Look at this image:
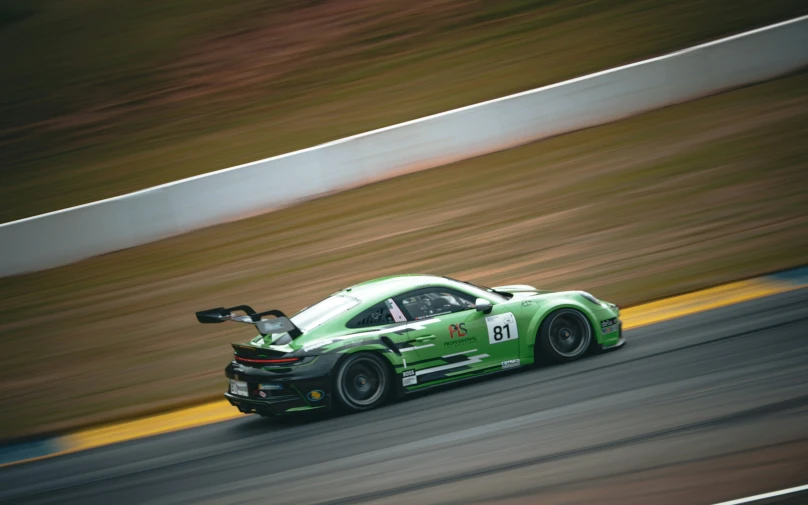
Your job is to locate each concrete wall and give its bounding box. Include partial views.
[2,15,807,277]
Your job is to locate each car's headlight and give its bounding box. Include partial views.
[579,291,601,306]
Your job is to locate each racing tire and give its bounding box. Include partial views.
[536,309,592,364]
[333,352,391,413]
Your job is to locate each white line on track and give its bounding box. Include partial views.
[710,483,808,505]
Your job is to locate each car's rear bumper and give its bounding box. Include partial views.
[224,354,339,415]
[224,392,329,416]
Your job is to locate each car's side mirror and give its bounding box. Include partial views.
[475,298,493,313]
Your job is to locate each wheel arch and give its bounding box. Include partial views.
[336,347,400,384]
[524,299,600,357]
[331,349,397,411]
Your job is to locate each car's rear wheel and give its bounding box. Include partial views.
[537,309,592,363]
[333,352,391,412]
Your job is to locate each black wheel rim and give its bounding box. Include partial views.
[548,311,591,358]
[342,357,386,406]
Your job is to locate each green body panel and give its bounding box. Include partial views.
[240,275,620,391]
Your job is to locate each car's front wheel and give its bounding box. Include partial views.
[537,309,592,363]
[333,352,391,412]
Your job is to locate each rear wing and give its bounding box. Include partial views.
[195,305,302,338]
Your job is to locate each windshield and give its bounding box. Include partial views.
[291,295,360,333]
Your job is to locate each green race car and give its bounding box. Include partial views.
[196,275,623,416]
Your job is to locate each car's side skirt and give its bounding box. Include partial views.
[396,359,532,396]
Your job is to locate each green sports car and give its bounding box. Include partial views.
[196,275,623,416]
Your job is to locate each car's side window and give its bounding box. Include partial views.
[346,299,407,328]
[394,287,476,320]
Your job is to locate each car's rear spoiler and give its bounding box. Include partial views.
[195,305,302,338]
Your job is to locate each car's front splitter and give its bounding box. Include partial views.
[595,318,623,348]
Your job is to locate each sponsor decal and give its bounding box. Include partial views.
[448,323,468,338]
[521,300,534,307]
[258,383,283,391]
[501,359,520,370]
[307,389,325,402]
[258,391,267,398]
[600,318,619,334]
[600,317,617,328]
[443,336,478,347]
[402,369,417,386]
[485,312,519,344]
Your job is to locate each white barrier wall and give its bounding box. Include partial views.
[2,16,807,277]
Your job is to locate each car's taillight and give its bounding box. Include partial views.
[234,355,300,365]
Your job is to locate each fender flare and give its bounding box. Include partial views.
[524,300,600,357]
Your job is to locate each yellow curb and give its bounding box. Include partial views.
[63,400,241,452]
[0,401,240,468]
[621,278,798,330]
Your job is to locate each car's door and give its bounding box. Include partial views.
[392,287,504,387]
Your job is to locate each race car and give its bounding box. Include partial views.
[196,274,623,416]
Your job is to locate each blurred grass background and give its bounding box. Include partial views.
[1,72,807,438]
[1,0,806,221]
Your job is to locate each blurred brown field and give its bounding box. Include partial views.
[1,73,807,439]
[1,0,806,222]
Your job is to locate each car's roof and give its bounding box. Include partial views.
[336,274,458,302]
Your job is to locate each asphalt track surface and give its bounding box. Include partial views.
[1,289,807,505]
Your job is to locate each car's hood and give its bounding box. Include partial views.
[492,284,553,299]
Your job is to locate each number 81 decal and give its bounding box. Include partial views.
[485,312,518,344]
